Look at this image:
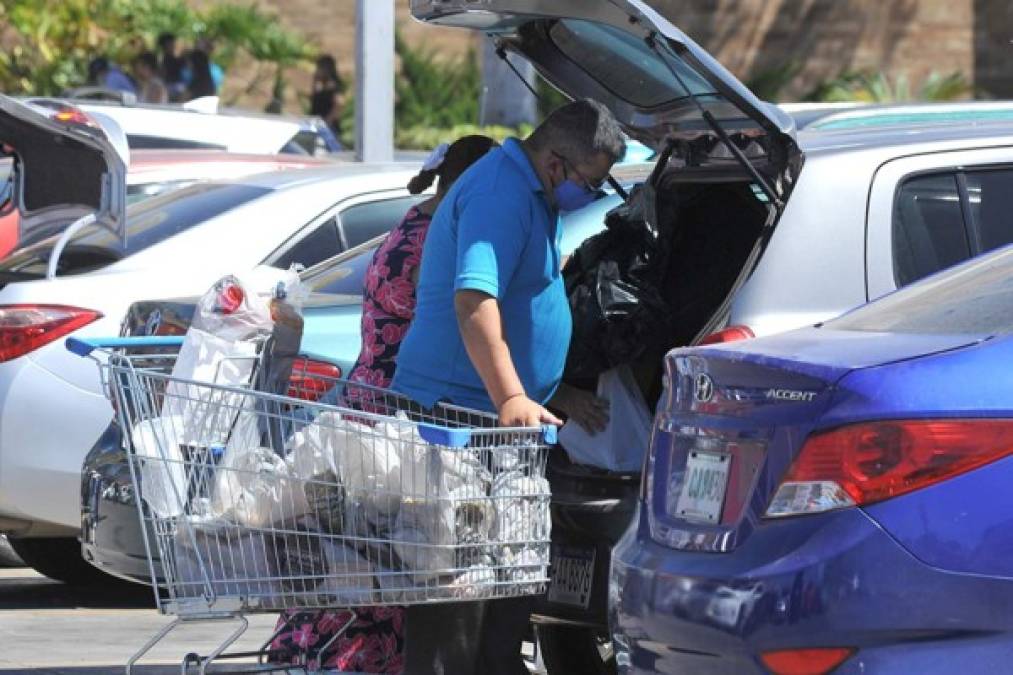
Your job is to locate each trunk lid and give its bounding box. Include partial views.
[648,327,982,552]
[411,0,799,192]
[0,95,128,251]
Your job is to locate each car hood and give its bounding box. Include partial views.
[0,95,127,250]
[411,0,798,179]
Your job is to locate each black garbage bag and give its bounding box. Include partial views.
[563,184,674,383]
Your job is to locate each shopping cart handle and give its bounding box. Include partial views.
[416,422,559,447]
[65,335,186,356]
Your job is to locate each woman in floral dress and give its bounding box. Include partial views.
[269,135,498,674]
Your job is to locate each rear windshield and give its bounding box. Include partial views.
[828,246,1013,335]
[0,182,269,275]
[300,238,378,296]
[549,19,717,108]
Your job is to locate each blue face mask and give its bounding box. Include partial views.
[553,179,602,213]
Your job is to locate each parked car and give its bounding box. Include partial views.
[612,243,1013,674]
[798,99,1013,132]
[0,154,429,583]
[1,149,333,258]
[26,94,342,155]
[408,1,1013,672]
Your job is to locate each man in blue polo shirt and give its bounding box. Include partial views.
[393,100,625,674]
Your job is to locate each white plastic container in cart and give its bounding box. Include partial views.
[68,335,556,674]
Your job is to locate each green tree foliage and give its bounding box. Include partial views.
[394,31,480,129]
[0,0,312,99]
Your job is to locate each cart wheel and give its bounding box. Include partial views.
[181,651,202,673]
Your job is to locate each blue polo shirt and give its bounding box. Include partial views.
[391,138,572,412]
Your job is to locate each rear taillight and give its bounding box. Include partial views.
[766,419,1013,517]
[760,647,855,675]
[287,358,342,402]
[699,324,754,346]
[0,305,102,362]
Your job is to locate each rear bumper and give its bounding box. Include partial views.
[80,422,160,586]
[0,356,109,534]
[611,504,1013,674]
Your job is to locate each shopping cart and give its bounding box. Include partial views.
[67,335,556,674]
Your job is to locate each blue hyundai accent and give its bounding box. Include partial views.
[611,245,1013,674]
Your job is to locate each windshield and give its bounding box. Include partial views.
[0,182,270,276]
[828,246,1013,335]
[301,238,378,296]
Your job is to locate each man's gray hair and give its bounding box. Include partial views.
[527,99,626,165]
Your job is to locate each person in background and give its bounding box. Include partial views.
[184,49,217,100]
[310,54,346,134]
[133,52,168,104]
[87,57,136,96]
[391,99,625,675]
[267,135,499,675]
[195,37,225,91]
[156,32,185,100]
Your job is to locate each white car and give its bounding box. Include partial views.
[0,97,422,581]
[29,94,341,156]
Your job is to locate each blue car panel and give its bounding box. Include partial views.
[613,246,1013,674]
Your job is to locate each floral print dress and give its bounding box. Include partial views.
[270,206,431,674]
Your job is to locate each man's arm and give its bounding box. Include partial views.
[455,289,561,427]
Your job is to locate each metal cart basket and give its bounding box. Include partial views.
[68,336,555,674]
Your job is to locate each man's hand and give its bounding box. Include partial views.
[498,394,562,428]
[549,382,609,434]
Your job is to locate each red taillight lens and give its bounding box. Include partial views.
[0,305,102,362]
[287,358,342,401]
[53,109,97,127]
[699,325,754,345]
[766,419,1013,517]
[760,647,855,675]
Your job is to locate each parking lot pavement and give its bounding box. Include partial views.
[0,568,545,674]
[0,568,278,674]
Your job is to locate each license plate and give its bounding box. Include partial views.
[547,545,595,608]
[674,451,731,523]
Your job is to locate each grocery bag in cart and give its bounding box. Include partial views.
[68,328,556,674]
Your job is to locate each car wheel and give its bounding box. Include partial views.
[0,535,24,567]
[8,537,119,586]
[537,624,617,675]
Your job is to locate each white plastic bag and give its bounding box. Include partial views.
[131,416,186,518]
[173,523,284,606]
[210,447,309,528]
[558,365,653,472]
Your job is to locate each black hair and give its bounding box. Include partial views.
[526,98,626,165]
[315,54,345,94]
[186,50,216,98]
[134,51,159,73]
[157,32,176,50]
[407,135,498,195]
[87,57,110,84]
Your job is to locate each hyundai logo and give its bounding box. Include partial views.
[694,373,715,403]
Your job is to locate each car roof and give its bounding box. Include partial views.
[226,162,422,190]
[128,149,334,170]
[798,119,1013,158]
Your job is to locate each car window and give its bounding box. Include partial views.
[301,238,379,296]
[830,245,1013,335]
[0,183,270,275]
[549,19,716,109]
[892,172,969,287]
[338,196,424,249]
[126,135,225,151]
[126,179,195,204]
[965,169,1013,253]
[273,216,342,270]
